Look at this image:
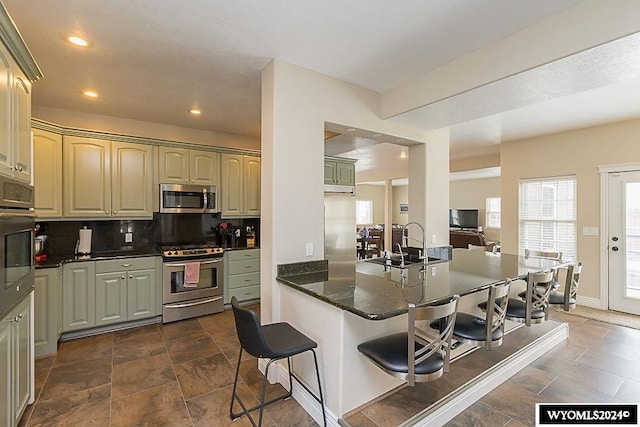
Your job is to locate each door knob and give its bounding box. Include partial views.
[612,246,619,251]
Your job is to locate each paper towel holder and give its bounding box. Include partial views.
[76,226,93,256]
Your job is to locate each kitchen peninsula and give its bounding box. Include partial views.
[275,249,569,423]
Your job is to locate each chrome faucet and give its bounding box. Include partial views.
[402,222,427,265]
[396,243,405,268]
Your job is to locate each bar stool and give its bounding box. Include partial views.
[230,297,326,426]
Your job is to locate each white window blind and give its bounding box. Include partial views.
[356,200,373,226]
[519,176,577,261]
[486,197,501,229]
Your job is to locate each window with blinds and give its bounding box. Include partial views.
[356,200,373,225]
[519,176,577,261]
[486,197,501,229]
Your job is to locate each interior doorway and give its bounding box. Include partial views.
[607,170,640,315]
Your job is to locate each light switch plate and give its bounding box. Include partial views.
[583,227,599,236]
[305,243,313,256]
[125,232,133,243]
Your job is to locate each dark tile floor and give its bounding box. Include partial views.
[19,304,317,427]
[344,309,640,427]
[19,306,640,427]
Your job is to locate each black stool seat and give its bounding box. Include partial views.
[357,333,444,376]
[261,322,317,358]
[451,313,504,342]
[548,290,576,306]
[503,299,545,320]
[230,297,326,426]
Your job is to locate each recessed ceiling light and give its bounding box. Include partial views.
[190,109,202,115]
[68,36,90,47]
[372,133,382,138]
[345,127,356,132]
[83,90,98,98]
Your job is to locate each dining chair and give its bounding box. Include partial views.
[357,295,459,386]
[468,244,487,251]
[524,248,563,261]
[230,297,326,427]
[504,270,555,326]
[549,261,582,311]
[455,280,511,350]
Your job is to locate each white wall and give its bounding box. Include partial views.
[501,117,640,303]
[33,105,260,151]
[392,185,408,224]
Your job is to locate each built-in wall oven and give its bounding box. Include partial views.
[0,175,35,318]
[161,245,224,323]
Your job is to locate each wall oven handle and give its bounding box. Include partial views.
[164,259,222,268]
[164,297,222,309]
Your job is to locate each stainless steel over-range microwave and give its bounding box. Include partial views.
[160,183,217,213]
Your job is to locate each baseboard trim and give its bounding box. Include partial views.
[398,322,569,427]
[576,295,604,309]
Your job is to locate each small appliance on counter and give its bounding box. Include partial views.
[34,223,48,261]
[75,226,92,256]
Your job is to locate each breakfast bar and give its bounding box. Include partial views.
[275,249,569,423]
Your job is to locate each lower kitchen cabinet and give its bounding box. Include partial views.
[1,293,33,427]
[224,249,260,304]
[34,268,62,357]
[63,257,160,333]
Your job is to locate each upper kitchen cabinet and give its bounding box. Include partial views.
[158,146,220,186]
[324,157,356,186]
[220,153,260,218]
[33,129,62,218]
[64,136,153,218]
[0,12,42,184]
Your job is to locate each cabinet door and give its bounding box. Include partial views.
[34,269,59,357]
[220,153,243,217]
[95,271,127,326]
[335,161,355,185]
[12,296,30,425]
[127,268,156,320]
[0,314,10,427]
[62,262,96,332]
[111,141,153,218]
[244,156,260,216]
[12,75,31,183]
[33,129,63,218]
[0,47,11,178]
[190,150,219,186]
[158,146,189,183]
[324,160,337,184]
[63,137,111,217]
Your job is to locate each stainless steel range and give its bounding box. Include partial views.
[161,244,224,323]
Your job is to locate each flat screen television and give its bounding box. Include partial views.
[449,209,479,229]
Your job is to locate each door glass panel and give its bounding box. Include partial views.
[163,191,204,209]
[625,182,640,299]
[5,229,32,287]
[170,267,218,293]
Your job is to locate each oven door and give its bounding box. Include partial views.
[0,210,35,316]
[162,257,223,304]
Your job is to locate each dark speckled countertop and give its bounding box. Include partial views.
[276,249,568,320]
[35,248,161,268]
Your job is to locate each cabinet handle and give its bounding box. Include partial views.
[122,264,131,267]
[17,314,22,319]
[129,275,133,279]
[113,211,117,214]
[122,276,125,279]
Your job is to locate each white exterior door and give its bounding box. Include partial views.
[608,171,640,315]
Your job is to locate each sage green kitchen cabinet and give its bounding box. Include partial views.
[224,249,260,304]
[324,157,355,186]
[62,262,96,332]
[158,146,220,186]
[220,153,260,217]
[94,272,127,327]
[34,268,62,357]
[63,136,153,218]
[33,129,63,218]
[1,293,32,427]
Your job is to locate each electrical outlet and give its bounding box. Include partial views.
[125,232,133,243]
[305,243,313,256]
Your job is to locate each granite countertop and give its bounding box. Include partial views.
[276,249,567,320]
[35,248,161,268]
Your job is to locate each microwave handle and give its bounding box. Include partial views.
[203,191,208,209]
[164,259,222,268]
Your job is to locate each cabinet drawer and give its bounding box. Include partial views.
[226,249,260,262]
[228,271,260,289]
[96,257,157,273]
[228,259,260,275]
[228,285,260,302]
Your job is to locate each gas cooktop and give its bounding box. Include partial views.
[160,244,225,258]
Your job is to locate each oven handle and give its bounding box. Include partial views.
[164,296,222,309]
[163,259,222,268]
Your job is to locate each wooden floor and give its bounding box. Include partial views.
[343,309,640,427]
[21,307,640,427]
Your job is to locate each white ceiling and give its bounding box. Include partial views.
[4,0,583,142]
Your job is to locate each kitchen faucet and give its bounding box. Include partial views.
[402,222,427,265]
